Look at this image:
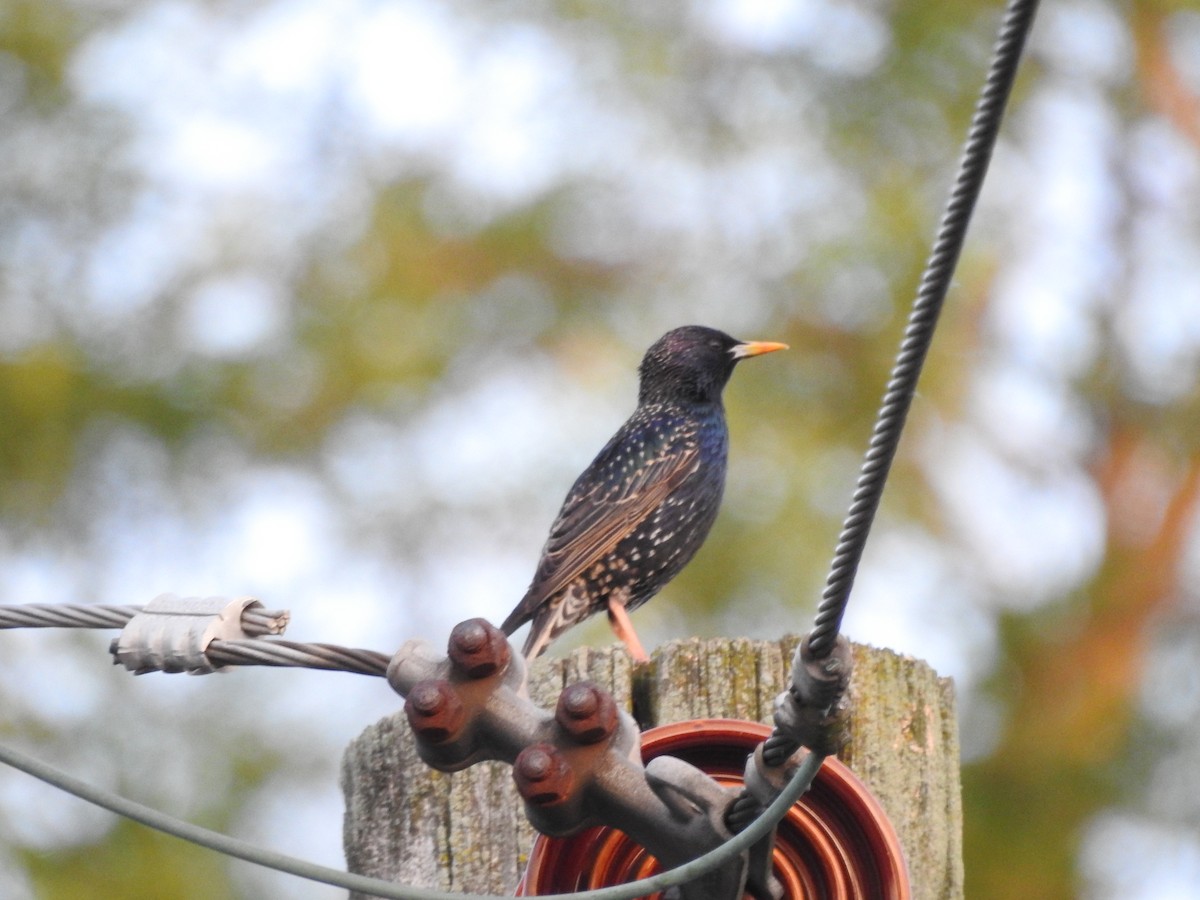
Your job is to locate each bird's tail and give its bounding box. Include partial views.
[499,608,524,637]
[504,586,587,660]
[520,624,553,661]
[501,609,552,661]
[501,589,549,660]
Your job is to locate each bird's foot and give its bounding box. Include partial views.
[607,599,650,664]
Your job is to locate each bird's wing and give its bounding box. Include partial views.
[502,419,699,632]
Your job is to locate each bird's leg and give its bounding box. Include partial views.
[607,598,650,664]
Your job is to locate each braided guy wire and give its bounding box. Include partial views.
[205,639,390,676]
[729,0,1041,830]
[0,603,386,676]
[0,603,289,638]
[806,0,1040,659]
[0,604,143,629]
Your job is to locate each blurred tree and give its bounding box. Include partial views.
[0,0,1198,898]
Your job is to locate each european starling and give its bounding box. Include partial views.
[500,325,787,662]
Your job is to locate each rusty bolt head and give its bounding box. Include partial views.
[447,618,511,679]
[405,679,465,743]
[513,743,574,805]
[555,681,618,745]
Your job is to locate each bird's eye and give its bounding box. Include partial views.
[709,341,721,350]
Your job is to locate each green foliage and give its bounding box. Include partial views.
[1,0,1198,897]
[21,819,234,900]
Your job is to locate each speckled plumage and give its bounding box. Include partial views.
[500,326,787,661]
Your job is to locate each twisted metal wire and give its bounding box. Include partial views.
[806,0,1039,660]
[1,603,384,676]
[729,0,1040,833]
[0,604,143,629]
[205,639,390,677]
[0,735,821,900]
[238,608,291,636]
[0,603,289,638]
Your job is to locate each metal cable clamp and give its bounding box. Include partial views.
[110,594,287,675]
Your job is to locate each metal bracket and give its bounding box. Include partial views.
[731,632,853,896]
[764,632,854,763]
[389,618,754,900]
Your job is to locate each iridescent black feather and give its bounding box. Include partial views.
[501,326,785,659]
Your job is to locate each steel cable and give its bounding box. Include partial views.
[0,738,822,900]
[0,603,143,629]
[807,0,1039,659]
[0,603,289,638]
[205,639,390,676]
[729,0,1041,828]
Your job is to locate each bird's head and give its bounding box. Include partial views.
[637,325,788,405]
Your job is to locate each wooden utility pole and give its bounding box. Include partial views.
[342,636,963,899]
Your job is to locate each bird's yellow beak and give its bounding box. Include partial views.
[731,340,789,359]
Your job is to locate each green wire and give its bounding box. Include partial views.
[0,739,822,900]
